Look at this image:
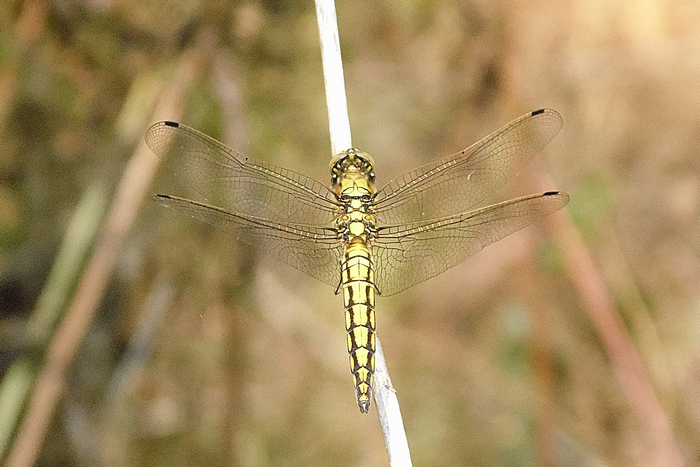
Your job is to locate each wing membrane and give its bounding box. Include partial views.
[373,191,569,296]
[146,121,339,226]
[153,195,343,288]
[147,116,567,295]
[373,109,563,225]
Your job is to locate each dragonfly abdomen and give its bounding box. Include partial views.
[341,241,377,413]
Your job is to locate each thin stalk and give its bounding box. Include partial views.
[314,1,412,465]
[0,183,107,463]
[314,0,352,155]
[5,40,211,467]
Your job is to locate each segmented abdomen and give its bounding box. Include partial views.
[341,241,377,413]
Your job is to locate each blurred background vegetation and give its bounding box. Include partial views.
[1,0,699,465]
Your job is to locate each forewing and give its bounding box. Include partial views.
[373,191,569,296]
[146,121,339,226]
[153,195,343,288]
[373,109,563,224]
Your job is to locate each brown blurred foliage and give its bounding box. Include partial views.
[1,0,699,465]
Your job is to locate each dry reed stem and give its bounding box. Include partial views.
[5,39,212,467]
[539,173,683,466]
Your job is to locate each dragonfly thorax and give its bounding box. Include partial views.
[330,148,376,195]
[334,202,376,242]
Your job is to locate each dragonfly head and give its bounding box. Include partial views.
[330,148,376,193]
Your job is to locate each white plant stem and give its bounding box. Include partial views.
[314,0,352,155]
[314,1,412,465]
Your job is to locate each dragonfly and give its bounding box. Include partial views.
[145,108,569,414]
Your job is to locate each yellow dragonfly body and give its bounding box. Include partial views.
[145,108,569,413]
